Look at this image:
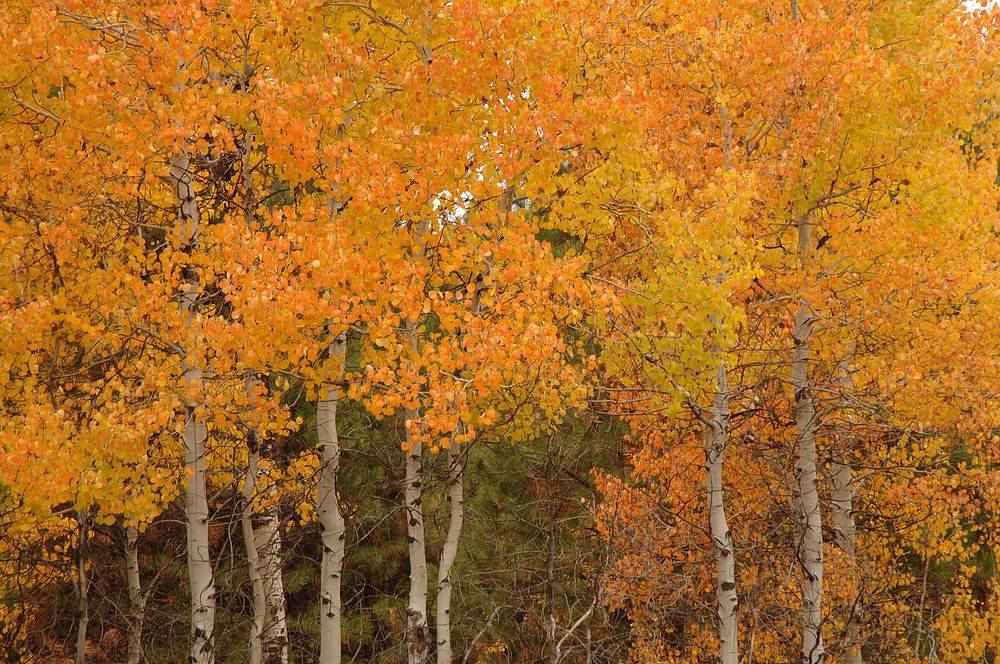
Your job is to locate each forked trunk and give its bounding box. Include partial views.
[435,267,486,664]
[243,377,289,664]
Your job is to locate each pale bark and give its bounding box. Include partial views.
[318,334,347,664]
[243,379,289,664]
[435,266,487,664]
[404,220,431,664]
[793,213,824,664]
[256,506,288,664]
[172,153,216,664]
[237,113,289,664]
[183,391,214,664]
[704,359,738,664]
[75,510,89,664]
[831,358,862,664]
[705,97,739,664]
[553,598,597,664]
[125,525,146,664]
[244,451,290,664]
[460,606,501,664]
[242,447,266,664]
[238,149,264,664]
[435,429,465,664]
[405,423,430,664]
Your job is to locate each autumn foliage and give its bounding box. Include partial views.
[1,1,998,663]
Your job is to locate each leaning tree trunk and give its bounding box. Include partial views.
[318,334,347,664]
[831,358,862,664]
[435,424,466,664]
[75,510,89,664]
[435,265,488,664]
[125,525,146,664]
[171,153,216,664]
[793,213,824,664]
[704,358,738,664]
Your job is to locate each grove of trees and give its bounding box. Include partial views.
[0,1,997,662]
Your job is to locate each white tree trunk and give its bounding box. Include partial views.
[704,99,739,664]
[318,335,347,664]
[435,429,465,664]
[235,112,289,664]
[793,213,824,664]
[244,456,290,664]
[405,219,431,664]
[125,525,146,664]
[243,447,266,664]
[405,423,430,664]
[75,510,89,664]
[183,382,214,664]
[435,267,487,664]
[831,359,862,664]
[704,359,738,664]
[242,377,290,664]
[171,153,216,664]
[256,506,288,664]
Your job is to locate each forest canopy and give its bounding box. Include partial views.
[0,1,998,663]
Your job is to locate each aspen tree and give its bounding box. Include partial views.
[317,334,348,664]
[125,526,146,664]
[170,149,216,664]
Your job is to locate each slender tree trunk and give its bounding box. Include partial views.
[171,153,216,664]
[243,376,290,664]
[704,97,739,664]
[183,393,214,664]
[240,126,264,664]
[405,422,430,664]
[544,437,559,664]
[831,358,862,664]
[793,213,824,664]
[235,114,289,664]
[435,267,486,664]
[243,446,266,664]
[545,469,558,664]
[125,525,146,664]
[704,358,738,664]
[75,510,89,664]
[256,505,288,664]
[318,334,347,664]
[404,219,431,664]
[435,430,465,664]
